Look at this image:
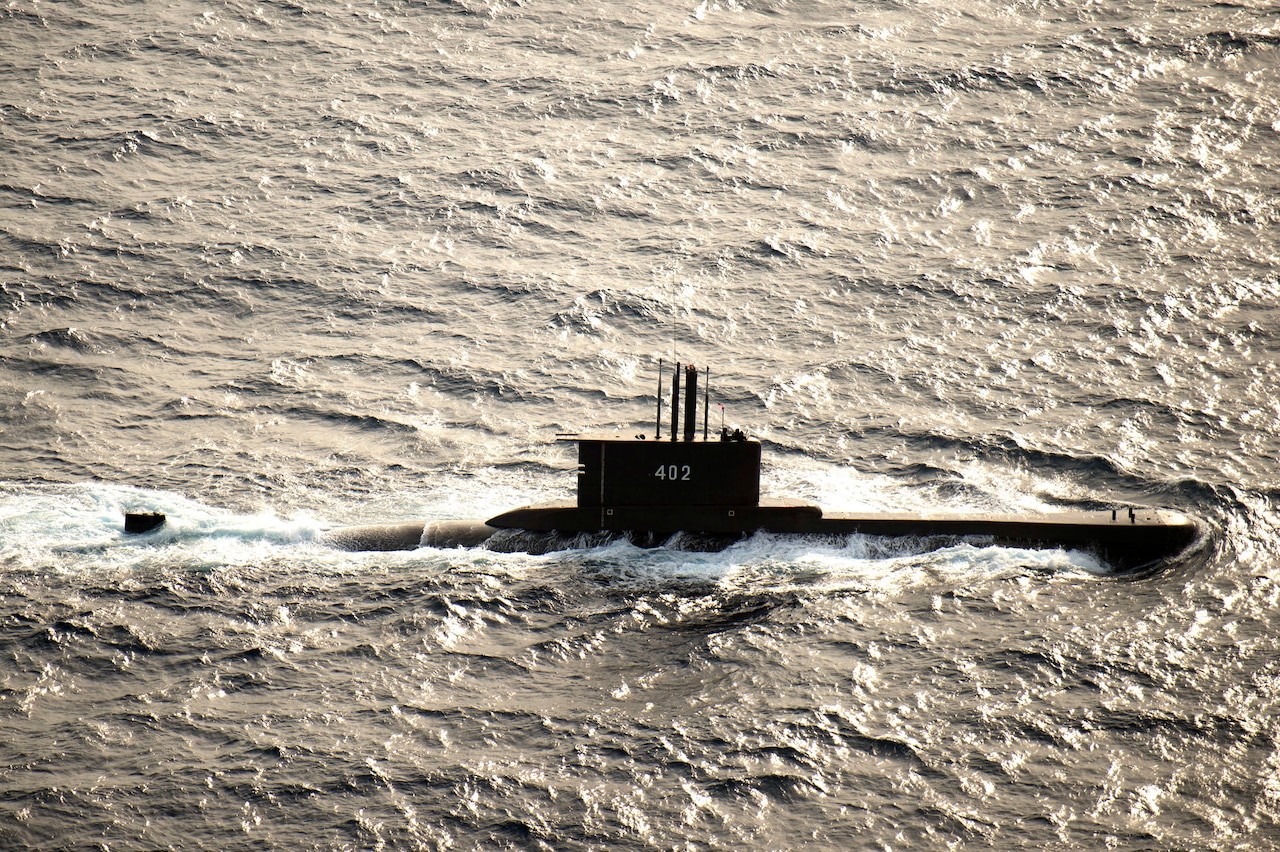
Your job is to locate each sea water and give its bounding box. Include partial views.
[2,0,1280,848]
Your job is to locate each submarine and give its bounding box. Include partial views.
[124,363,1198,569]
[315,363,1198,571]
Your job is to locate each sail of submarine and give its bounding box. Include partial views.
[318,363,1199,571]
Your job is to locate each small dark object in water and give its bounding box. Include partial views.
[124,512,166,534]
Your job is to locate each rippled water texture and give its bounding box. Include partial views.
[2,0,1280,848]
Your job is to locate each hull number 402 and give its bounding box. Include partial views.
[655,464,691,481]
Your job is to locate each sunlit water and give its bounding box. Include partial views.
[3,0,1280,848]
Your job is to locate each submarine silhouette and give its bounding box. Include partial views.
[314,363,1199,571]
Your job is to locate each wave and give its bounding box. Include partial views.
[0,478,1177,587]
[0,483,326,574]
[1188,29,1280,58]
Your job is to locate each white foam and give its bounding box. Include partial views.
[0,482,324,573]
[0,479,1108,587]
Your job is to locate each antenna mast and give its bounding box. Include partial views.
[670,362,681,442]
[654,359,663,439]
[683,364,698,442]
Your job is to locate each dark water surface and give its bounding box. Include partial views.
[3,0,1280,848]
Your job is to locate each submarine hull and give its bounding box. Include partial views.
[327,501,1198,571]
[324,519,499,552]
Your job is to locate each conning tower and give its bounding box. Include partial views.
[487,362,821,536]
[578,363,759,509]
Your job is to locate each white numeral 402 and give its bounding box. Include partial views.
[654,464,691,481]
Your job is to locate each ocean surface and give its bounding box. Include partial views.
[3,0,1280,848]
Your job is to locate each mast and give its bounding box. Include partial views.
[670,362,681,442]
[655,359,663,439]
[703,365,709,441]
[683,364,698,442]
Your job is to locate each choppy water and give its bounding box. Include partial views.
[3,0,1280,848]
